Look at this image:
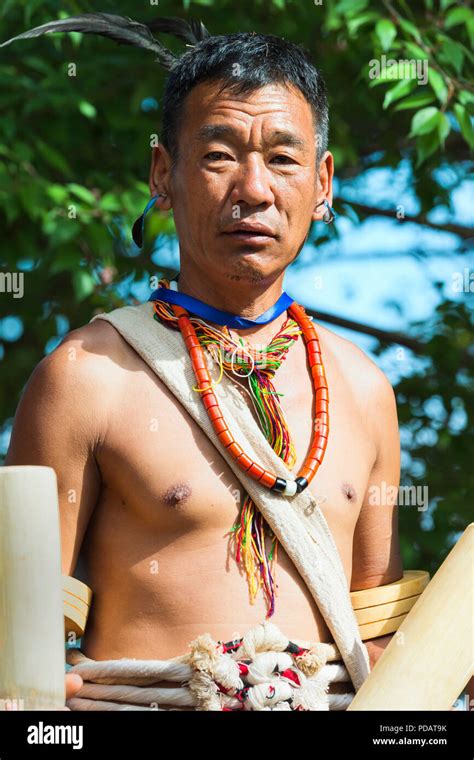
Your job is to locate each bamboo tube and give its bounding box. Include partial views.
[354,594,420,625]
[62,575,92,607]
[64,602,87,640]
[0,466,65,710]
[351,570,429,609]
[63,590,89,618]
[348,523,474,711]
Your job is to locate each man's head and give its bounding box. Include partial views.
[151,31,333,293]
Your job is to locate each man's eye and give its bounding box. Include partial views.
[271,155,296,164]
[204,151,229,160]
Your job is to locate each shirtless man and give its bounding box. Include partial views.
[5,34,403,702]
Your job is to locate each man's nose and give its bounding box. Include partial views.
[230,154,275,209]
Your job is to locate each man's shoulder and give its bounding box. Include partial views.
[59,314,128,355]
[44,316,125,372]
[29,315,134,407]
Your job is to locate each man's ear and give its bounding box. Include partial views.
[311,150,334,223]
[149,143,173,210]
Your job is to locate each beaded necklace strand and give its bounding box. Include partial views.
[150,278,329,617]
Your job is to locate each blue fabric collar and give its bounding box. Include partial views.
[148,279,295,329]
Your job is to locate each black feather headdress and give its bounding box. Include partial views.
[0,12,211,70]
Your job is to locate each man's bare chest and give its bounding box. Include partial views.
[94,330,376,545]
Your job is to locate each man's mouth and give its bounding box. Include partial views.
[221,223,277,245]
[225,231,273,237]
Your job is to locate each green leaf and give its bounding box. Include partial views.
[272,0,286,8]
[437,37,465,74]
[67,184,96,206]
[428,68,448,104]
[409,107,440,136]
[398,17,422,43]
[46,185,69,205]
[133,181,150,196]
[14,142,34,163]
[440,0,456,9]
[0,0,17,17]
[84,223,114,255]
[24,0,45,26]
[335,0,369,16]
[325,7,343,31]
[42,215,78,243]
[22,56,53,76]
[444,7,472,29]
[383,78,417,109]
[347,12,379,35]
[466,18,474,48]
[49,247,82,275]
[78,101,97,119]
[453,104,474,149]
[416,130,440,166]
[459,90,474,106]
[36,140,73,176]
[394,93,436,111]
[73,270,96,302]
[437,112,451,147]
[376,19,397,52]
[404,41,429,60]
[69,31,83,48]
[412,109,450,151]
[100,193,122,213]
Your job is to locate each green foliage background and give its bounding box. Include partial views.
[0,0,472,575]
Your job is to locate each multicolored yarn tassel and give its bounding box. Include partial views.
[151,278,302,618]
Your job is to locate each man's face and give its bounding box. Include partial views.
[151,80,333,287]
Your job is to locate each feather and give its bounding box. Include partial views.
[145,16,211,46]
[0,12,177,70]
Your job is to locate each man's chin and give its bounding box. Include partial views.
[212,253,279,287]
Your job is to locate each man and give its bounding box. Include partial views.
[5,27,403,709]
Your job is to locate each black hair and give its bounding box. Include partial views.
[160,32,329,170]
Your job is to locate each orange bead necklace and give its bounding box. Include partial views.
[168,298,329,498]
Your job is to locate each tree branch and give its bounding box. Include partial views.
[305,305,424,352]
[339,200,473,239]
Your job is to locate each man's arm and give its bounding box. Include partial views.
[351,369,403,591]
[351,368,404,669]
[4,326,107,575]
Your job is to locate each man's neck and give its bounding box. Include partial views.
[176,270,290,348]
